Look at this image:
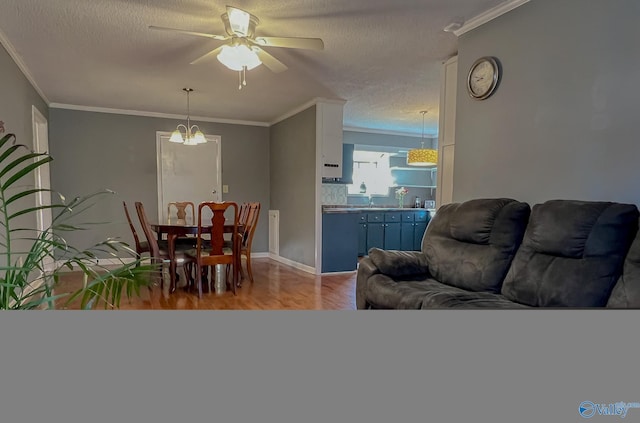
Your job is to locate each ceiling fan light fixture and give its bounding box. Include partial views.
[217,44,262,71]
[226,6,251,36]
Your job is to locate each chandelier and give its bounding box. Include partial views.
[169,88,207,145]
[407,111,438,166]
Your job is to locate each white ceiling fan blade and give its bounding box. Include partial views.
[148,25,227,41]
[253,36,324,51]
[254,48,288,73]
[190,46,225,65]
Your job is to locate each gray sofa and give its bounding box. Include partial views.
[356,198,640,309]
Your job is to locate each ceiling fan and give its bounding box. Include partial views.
[149,5,324,87]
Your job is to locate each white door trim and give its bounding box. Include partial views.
[32,106,54,273]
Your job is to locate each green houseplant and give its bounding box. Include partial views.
[0,125,157,309]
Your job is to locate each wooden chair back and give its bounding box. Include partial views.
[123,201,148,256]
[168,201,195,224]
[192,201,241,296]
[135,201,162,262]
[242,202,261,250]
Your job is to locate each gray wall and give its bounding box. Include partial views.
[270,106,317,267]
[49,108,270,255]
[454,0,640,206]
[0,43,49,264]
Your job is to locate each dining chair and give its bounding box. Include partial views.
[135,201,192,290]
[123,201,150,263]
[185,201,241,298]
[239,202,261,283]
[168,201,195,225]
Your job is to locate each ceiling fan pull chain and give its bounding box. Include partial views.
[243,66,247,87]
[238,71,242,90]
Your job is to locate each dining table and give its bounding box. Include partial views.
[150,221,245,293]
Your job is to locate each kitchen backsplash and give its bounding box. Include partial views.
[322,184,348,205]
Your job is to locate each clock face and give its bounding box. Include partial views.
[467,57,499,100]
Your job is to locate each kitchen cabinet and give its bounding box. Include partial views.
[322,212,358,272]
[357,213,368,256]
[383,212,402,250]
[413,210,430,250]
[365,212,385,251]
[400,211,430,251]
[318,101,345,179]
[356,209,431,256]
[322,143,354,184]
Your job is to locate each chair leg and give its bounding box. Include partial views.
[196,263,203,299]
[245,252,254,283]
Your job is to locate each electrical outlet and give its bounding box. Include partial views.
[223,185,229,193]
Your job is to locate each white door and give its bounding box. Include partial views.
[32,106,54,272]
[156,131,222,224]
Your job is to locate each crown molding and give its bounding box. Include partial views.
[344,126,438,139]
[452,0,530,36]
[271,97,346,126]
[0,29,50,104]
[49,103,270,127]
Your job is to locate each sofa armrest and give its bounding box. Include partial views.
[356,256,380,309]
[356,249,430,310]
[368,248,430,278]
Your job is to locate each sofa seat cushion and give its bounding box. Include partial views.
[366,274,466,309]
[502,200,639,307]
[421,290,530,309]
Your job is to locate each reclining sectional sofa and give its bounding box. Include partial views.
[356,198,640,309]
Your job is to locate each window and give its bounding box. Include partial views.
[347,151,394,195]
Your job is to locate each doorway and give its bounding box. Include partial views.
[32,106,53,272]
[155,131,222,223]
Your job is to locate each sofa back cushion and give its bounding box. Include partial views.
[421,198,531,293]
[502,200,639,307]
[607,223,640,308]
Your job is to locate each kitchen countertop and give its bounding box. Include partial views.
[323,205,436,214]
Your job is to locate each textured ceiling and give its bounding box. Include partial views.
[0,0,506,136]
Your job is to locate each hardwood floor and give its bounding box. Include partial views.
[54,258,357,310]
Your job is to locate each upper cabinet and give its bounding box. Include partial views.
[323,143,354,184]
[317,101,345,178]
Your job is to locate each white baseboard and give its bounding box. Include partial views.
[268,253,316,274]
[54,257,139,272]
[320,270,356,276]
[249,252,270,258]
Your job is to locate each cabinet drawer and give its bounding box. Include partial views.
[415,211,430,222]
[384,212,402,222]
[367,212,384,222]
[402,212,415,222]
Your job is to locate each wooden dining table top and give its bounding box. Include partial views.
[150,222,244,234]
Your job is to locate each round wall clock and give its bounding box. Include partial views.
[467,56,500,100]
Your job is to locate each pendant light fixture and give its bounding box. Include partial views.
[169,88,207,145]
[407,110,438,166]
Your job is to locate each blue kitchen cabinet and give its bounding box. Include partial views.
[400,212,416,250]
[358,213,368,256]
[413,211,431,250]
[383,212,402,250]
[322,212,359,272]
